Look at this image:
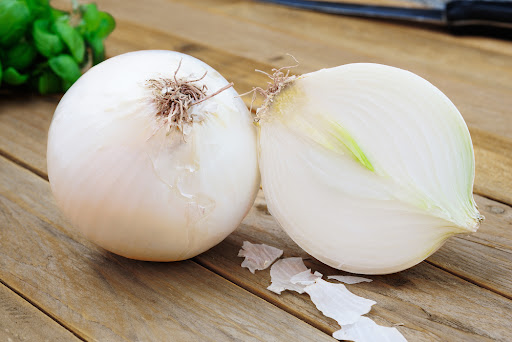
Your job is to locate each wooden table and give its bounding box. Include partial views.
[1,0,512,341]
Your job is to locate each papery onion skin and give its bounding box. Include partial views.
[47,50,260,261]
[258,63,482,275]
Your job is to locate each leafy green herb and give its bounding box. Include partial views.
[0,0,115,94]
[0,0,31,47]
[38,69,62,94]
[3,67,29,85]
[49,55,81,83]
[24,0,51,20]
[88,36,106,66]
[33,19,65,57]
[4,42,37,70]
[52,21,85,63]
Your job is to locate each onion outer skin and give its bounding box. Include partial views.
[47,50,260,261]
[258,63,482,275]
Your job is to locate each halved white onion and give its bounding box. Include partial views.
[258,63,482,274]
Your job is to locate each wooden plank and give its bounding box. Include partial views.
[0,94,57,179]
[0,12,511,305]
[0,18,511,206]
[0,157,335,341]
[0,282,80,342]
[465,195,512,253]
[471,128,512,205]
[2,158,511,341]
[195,191,512,342]
[425,193,512,300]
[427,236,512,300]
[1,5,511,341]
[35,0,512,205]
[77,0,512,140]
[209,0,512,139]
[179,0,512,56]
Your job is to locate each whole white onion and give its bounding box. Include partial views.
[47,50,260,261]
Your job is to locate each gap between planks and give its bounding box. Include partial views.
[1,128,510,261]
[424,259,512,301]
[2,143,512,336]
[5,113,509,229]
[1,129,512,297]
[193,257,333,335]
[0,278,86,341]
[0,148,48,181]
[191,258,335,336]
[0,152,335,341]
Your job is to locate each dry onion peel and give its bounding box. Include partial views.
[47,51,260,261]
[238,241,283,273]
[304,278,376,326]
[243,244,407,341]
[267,257,311,294]
[255,62,483,274]
[333,316,408,342]
[290,269,323,286]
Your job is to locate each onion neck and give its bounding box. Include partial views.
[247,59,299,123]
[146,61,232,133]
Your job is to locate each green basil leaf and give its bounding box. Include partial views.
[23,0,50,19]
[52,21,85,63]
[94,11,115,40]
[50,8,68,21]
[0,0,31,46]
[79,45,90,68]
[38,69,61,94]
[33,19,64,57]
[48,54,81,83]
[88,37,105,66]
[4,41,37,70]
[79,3,100,36]
[61,79,74,92]
[3,67,29,85]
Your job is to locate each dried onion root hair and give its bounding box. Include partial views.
[242,55,299,122]
[146,59,233,132]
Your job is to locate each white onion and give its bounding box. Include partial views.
[257,63,483,274]
[47,50,260,261]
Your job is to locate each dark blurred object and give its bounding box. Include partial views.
[259,0,512,38]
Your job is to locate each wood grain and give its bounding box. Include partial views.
[0,158,335,341]
[80,0,512,140]
[1,157,511,341]
[0,282,80,342]
[0,94,56,179]
[471,128,512,206]
[1,1,511,341]
[196,192,512,342]
[1,17,511,206]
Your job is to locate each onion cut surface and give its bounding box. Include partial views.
[258,63,482,274]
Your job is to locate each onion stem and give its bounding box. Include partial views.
[146,59,233,132]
